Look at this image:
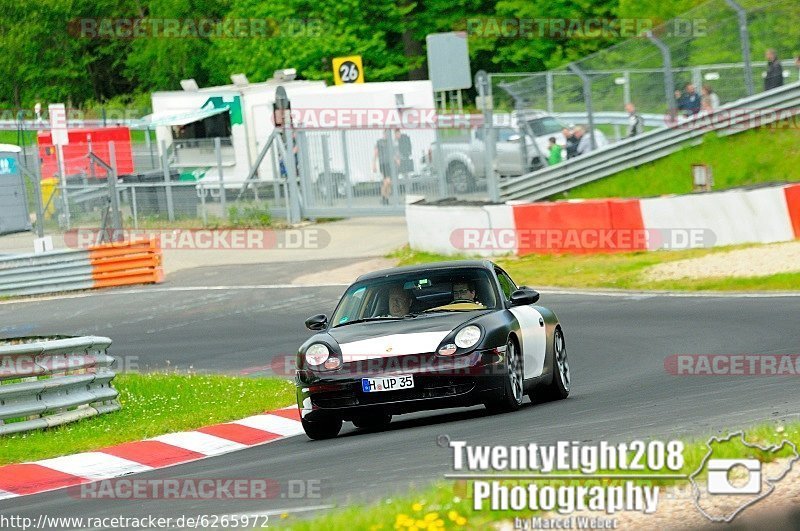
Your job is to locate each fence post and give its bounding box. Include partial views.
[340,130,353,208]
[321,135,333,207]
[646,32,678,116]
[546,72,554,113]
[476,70,499,202]
[107,142,123,242]
[622,70,631,107]
[160,140,174,221]
[725,0,754,97]
[215,137,226,218]
[385,130,400,206]
[55,143,71,229]
[33,156,45,238]
[434,128,448,197]
[567,64,596,150]
[131,186,138,229]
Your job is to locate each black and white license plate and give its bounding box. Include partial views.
[361,374,415,393]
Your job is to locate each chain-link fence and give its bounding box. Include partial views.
[28,122,507,231]
[491,0,800,114]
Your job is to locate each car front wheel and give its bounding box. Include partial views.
[485,337,524,413]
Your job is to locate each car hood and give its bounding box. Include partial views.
[328,312,485,361]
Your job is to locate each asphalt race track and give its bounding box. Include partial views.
[2,262,799,527]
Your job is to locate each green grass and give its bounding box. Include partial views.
[388,245,800,292]
[283,420,798,530]
[0,373,295,465]
[558,126,800,200]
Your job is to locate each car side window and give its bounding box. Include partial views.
[495,268,516,300]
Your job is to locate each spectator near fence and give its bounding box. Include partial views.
[563,127,579,159]
[701,85,720,112]
[547,137,562,165]
[795,55,800,82]
[764,49,784,91]
[676,84,701,116]
[625,103,644,137]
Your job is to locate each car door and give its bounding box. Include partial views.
[493,127,526,175]
[497,268,548,380]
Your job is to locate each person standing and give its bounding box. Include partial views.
[563,126,579,159]
[625,102,644,137]
[764,49,784,91]
[677,84,701,116]
[547,137,562,165]
[373,130,396,205]
[701,85,720,112]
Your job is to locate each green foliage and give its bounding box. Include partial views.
[0,0,796,109]
[227,202,272,227]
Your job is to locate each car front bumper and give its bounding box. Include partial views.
[295,348,507,422]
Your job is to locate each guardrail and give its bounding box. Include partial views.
[0,336,119,435]
[500,81,800,201]
[553,112,665,128]
[0,239,163,297]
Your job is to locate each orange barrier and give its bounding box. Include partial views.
[512,199,646,255]
[88,239,163,289]
[784,184,800,239]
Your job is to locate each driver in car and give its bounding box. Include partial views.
[388,285,413,317]
[452,281,481,304]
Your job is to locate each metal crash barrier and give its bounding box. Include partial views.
[0,238,163,297]
[0,336,119,435]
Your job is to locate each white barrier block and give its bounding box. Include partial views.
[405,203,515,257]
[640,186,794,249]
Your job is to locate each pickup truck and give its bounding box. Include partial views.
[426,110,607,193]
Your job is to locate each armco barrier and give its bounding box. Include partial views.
[0,336,119,435]
[0,239,163,297]
[407,183,800,256]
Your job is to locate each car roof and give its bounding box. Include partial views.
[355,260,497,282]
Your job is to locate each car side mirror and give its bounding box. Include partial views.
[508,134,521,142]
[510,288,540,306]
[305,314,328,331]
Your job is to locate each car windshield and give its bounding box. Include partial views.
[527,116,564,137]
[331,268,498,327]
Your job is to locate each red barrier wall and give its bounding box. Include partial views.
[784,183,800,239]
[37,127,134,179]
[512,199,646,255]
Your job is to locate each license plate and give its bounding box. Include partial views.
[361,374,415,393]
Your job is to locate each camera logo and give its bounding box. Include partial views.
[690,432,799,523]
[706,459,761,495]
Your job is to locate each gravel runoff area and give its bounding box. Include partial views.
[645,241,800,281]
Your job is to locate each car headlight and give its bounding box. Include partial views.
[454,326,481,349]
[305,343,330,366]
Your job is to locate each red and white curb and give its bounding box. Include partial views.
[0,406,303,500]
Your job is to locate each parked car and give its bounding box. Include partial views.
[425,110,607,193]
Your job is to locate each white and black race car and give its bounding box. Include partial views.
[295,260,570,439]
